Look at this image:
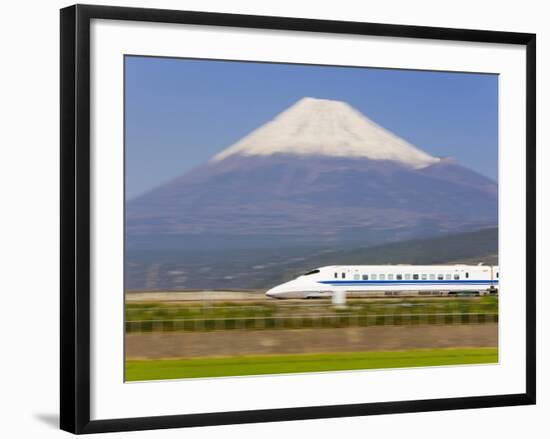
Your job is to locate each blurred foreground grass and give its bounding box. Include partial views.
[126,347,498,381]
[126,296,498,332]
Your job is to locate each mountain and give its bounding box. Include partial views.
[127,97,497,250]
[125,227,498,290]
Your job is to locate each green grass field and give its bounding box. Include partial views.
[126,347,498,381]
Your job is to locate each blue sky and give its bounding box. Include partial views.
[125,56,498,199]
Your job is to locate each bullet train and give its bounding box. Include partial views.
[265,264,499,299]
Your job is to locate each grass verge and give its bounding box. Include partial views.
[126,347,497,381]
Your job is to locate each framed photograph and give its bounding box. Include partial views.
[60,4,536,434]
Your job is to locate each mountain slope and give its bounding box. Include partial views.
[127,155,497,247]
[251,227,499,288]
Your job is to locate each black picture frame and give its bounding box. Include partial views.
[60,4,536,434]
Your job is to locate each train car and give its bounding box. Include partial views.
[265,264,499,299]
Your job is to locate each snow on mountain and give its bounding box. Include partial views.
[213,97,440,169]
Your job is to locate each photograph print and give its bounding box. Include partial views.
[124,56,499,382]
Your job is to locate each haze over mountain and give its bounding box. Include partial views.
[127,97,497,251]
[125,227,498,290]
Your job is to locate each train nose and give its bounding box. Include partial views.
[265,284,287,298]
[265,287,278,298]
[266,280,301,299]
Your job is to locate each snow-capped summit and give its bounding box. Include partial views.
[212,97,439,169]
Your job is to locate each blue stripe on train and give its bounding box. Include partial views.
[318,280,498,286]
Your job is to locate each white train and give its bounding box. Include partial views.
[265,264,499,299]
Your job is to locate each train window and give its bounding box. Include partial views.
[465,272,469,278]
[362,274,368,280]
[496,272,499,278]
[413,274,419,280]
[396,274,402,280]
[421,274,427,280]
[438,274,444,280]
[405,274,411,280]
[342,273,346,279]
[445,274,452,280]
[388,274,394,280]
[372,274,377,280]
[334,273,338,278]
[354,274,360,280]
[429,274,435,280]
[380,274,386,280]
[303,269,320,276]
[454,274,460,280]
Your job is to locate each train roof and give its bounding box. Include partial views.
[317,264,498,270]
